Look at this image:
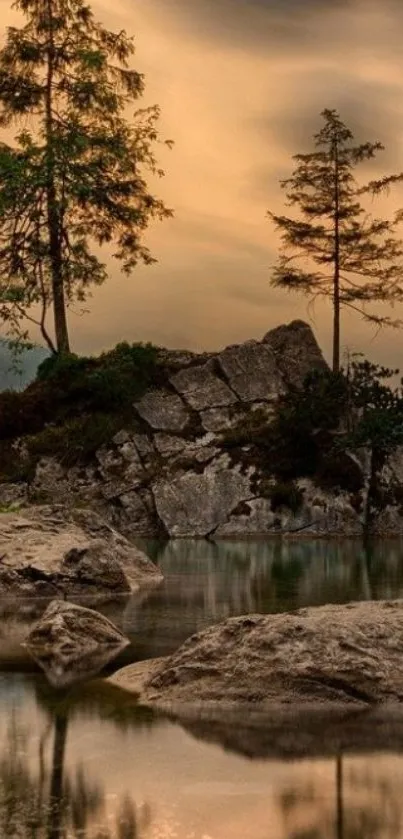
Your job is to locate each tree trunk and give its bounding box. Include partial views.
[333,139,341,374]
[45,0,70,355]
[47,713,68,839]
[335,754,344,839]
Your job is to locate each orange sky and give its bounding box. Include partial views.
[2,0,403,367]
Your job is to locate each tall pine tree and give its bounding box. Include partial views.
[0,0,173,353]
[268,109,403,372]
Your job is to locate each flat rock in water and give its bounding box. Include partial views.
[111,600,403,710]
[0,505,162,596]
[26,599,130,688]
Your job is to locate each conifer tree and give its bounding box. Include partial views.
[0,0,173,353]
[268,109,403,372]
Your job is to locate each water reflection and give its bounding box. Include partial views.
[3,539,403,669]
[128,539,403,658]
[2,540,403,837]
[0,678,153,838]
[3,674,403,839]
[280,755,403,839]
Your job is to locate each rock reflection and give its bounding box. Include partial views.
[0,690,152,839]
[3,539,403,670]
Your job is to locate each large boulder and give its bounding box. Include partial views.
[112,599,403,710]
[0,505,162,597]
[26,599,130,687]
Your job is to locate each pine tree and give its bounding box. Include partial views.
[268,109,403,372]
[0,0,173,353]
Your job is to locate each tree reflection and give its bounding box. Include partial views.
[0,700,151,839]
[279,754,403,839]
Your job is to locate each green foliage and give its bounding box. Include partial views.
[266,480,304,514]
[0,0,173,352]
[26,413,126,468]
[345,359,403,456]
[0,342,159,473]
[36,341,159,410]
[267,369,349,478]
[268,108,403,371]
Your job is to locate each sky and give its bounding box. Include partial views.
[2,0,403,366]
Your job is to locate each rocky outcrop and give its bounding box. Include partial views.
[0,505,162,597]
[111,599,403,711]
[4,318,399,538]
[26,599,130,688]
[263,319,328,387]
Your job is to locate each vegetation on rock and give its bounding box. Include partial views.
[0,341,160,479]
[223,357,403,531]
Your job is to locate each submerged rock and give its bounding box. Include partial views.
[26,599,130,688]
[111,600,403,710]
[0,505,162,596]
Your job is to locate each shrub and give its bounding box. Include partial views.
[315,450,364,494]
[36,341,159,411]
[0,341,160,443]
[267,480,304,514]
[26,413,127,467]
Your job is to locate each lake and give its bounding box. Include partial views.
[1,538,403,838]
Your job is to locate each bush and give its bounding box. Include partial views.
[267,480,304,514]
[315,450,364,494]
[0,341,160,443]
[36,341,159,410]
[26,413,125,467]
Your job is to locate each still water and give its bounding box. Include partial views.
[1,538,403,839]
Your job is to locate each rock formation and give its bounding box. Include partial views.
[111,599,403,710]
[1,319,401,537]
[26,599,130,687]
[0,505,162,596]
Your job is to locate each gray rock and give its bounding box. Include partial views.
[152,463,252,536]
[170,361,238,410]
[26,599,130,688]
[0,505,162,596]
[263,319,327,387]
[214,498,275,536]
[217,340,284,402]
[116,599,403,710]
[131,433,155,458]
[154,434,188,456]
[134,389,190,432]
[200,407,234,434]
